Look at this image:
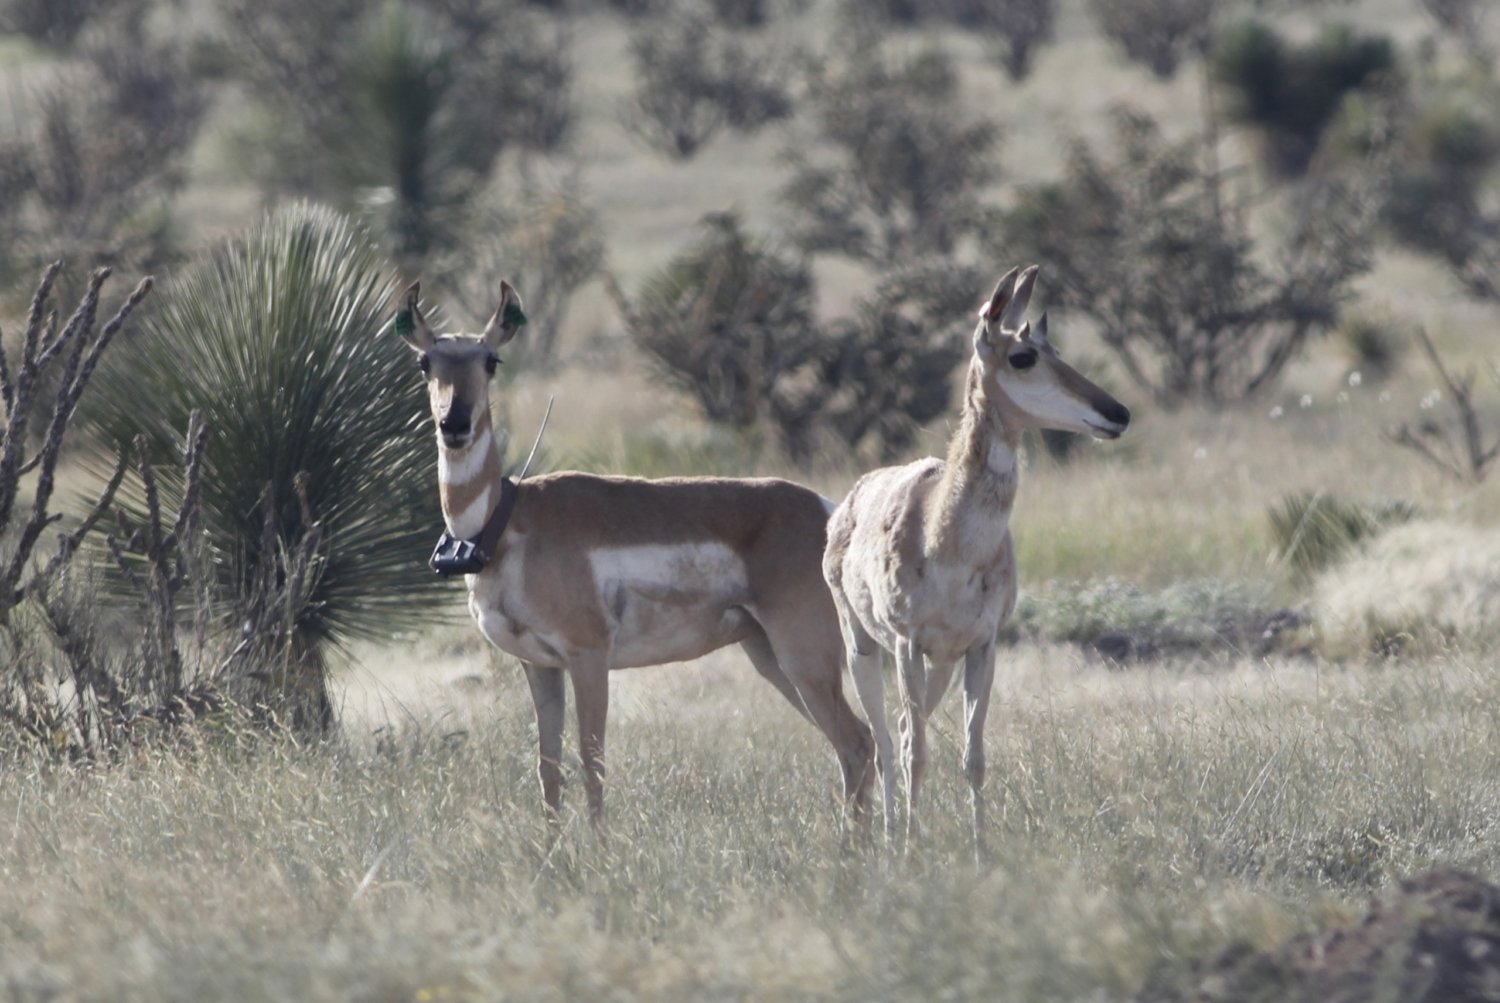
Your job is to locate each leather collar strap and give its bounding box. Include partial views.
[429,477,520,576]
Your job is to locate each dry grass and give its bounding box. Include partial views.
[7,642,1500,1000]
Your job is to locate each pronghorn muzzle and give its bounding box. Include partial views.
[438,409,472,448]
[1085,397,1130,439]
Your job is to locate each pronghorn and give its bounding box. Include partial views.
[395,281,873,830]
[823,265,1129,852]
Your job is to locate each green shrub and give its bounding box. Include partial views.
[1334,311,1404,382]
[1000,108,1373,405]
[620,7,792,160]
[610,213,821,455]
[781,39,997,268]
[815,262,973,460]
[1088,0,1216,79]
[1370,76,1500,299]
[0,16,206,296]
[1012,577,1290,660]
[613,215,974,462]
[1213,20,1397,177]
[841,0,1056,80]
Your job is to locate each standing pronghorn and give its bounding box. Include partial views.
[395,281,873,830]
[823,265,1130,852]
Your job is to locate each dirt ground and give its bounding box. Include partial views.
[1138,868,1500,1003]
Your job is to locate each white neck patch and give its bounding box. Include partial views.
[987,438,1017,478]
[445,482,493,539]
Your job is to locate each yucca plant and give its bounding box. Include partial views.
[1268,490,1415,580]
[83,203,448,733]
[1212,19,1396,177]
[222,0,572,270]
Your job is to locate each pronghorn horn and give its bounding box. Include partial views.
[1033,311,1051,346]
[1001,265,1040,330]
[981,267,1021,323]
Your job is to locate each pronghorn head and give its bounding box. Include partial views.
[973,265,1130,440]
[397,280,526,450]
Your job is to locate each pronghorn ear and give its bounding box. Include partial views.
[1001,265,1040,330]
[980,267,1020,325]
[396,281,435,351]
[482,280,526,349]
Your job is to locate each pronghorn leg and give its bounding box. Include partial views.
[844,621,896,845]
[923,658,961,716]
[739,623,814,724]
[756,608,874,836]
[567,653,610,830]
[895,636,928,850]
[962,639,998,861]
[522,662,567,822]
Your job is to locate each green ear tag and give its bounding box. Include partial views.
[502,302,528,328]
[394,308,414,338]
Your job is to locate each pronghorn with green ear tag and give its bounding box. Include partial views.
[395,281,874,832]
[823,265,1130,854]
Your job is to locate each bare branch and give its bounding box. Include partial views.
[1387,425,1466,481]
[28,451,130,593]
[105,535,145,592]
[1389,328,1500,483]
[0,267,154,623]
[166,411,211,548]
[62,275,152,420]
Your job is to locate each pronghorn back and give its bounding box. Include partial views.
[474,472,842,670]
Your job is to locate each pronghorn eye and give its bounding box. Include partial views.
[418,354,430,375]
[484,354,499,376]
[1008,349,1038,371]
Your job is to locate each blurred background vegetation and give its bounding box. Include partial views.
[0,0,1498,748]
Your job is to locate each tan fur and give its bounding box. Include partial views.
[398,282,874,833]
[823,265,1129,852]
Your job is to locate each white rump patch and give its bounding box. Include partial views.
[438,425,493,486]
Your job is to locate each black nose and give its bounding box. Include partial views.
[439,412,470,436]
[1101,400,1131,427]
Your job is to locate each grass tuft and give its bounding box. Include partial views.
[1313,518,1500,657]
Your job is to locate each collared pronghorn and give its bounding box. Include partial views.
[396,281,873,830]
[823,265,1130,852]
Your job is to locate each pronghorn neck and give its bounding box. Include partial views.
[928,360,1020,550]
[437,418,506,540]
